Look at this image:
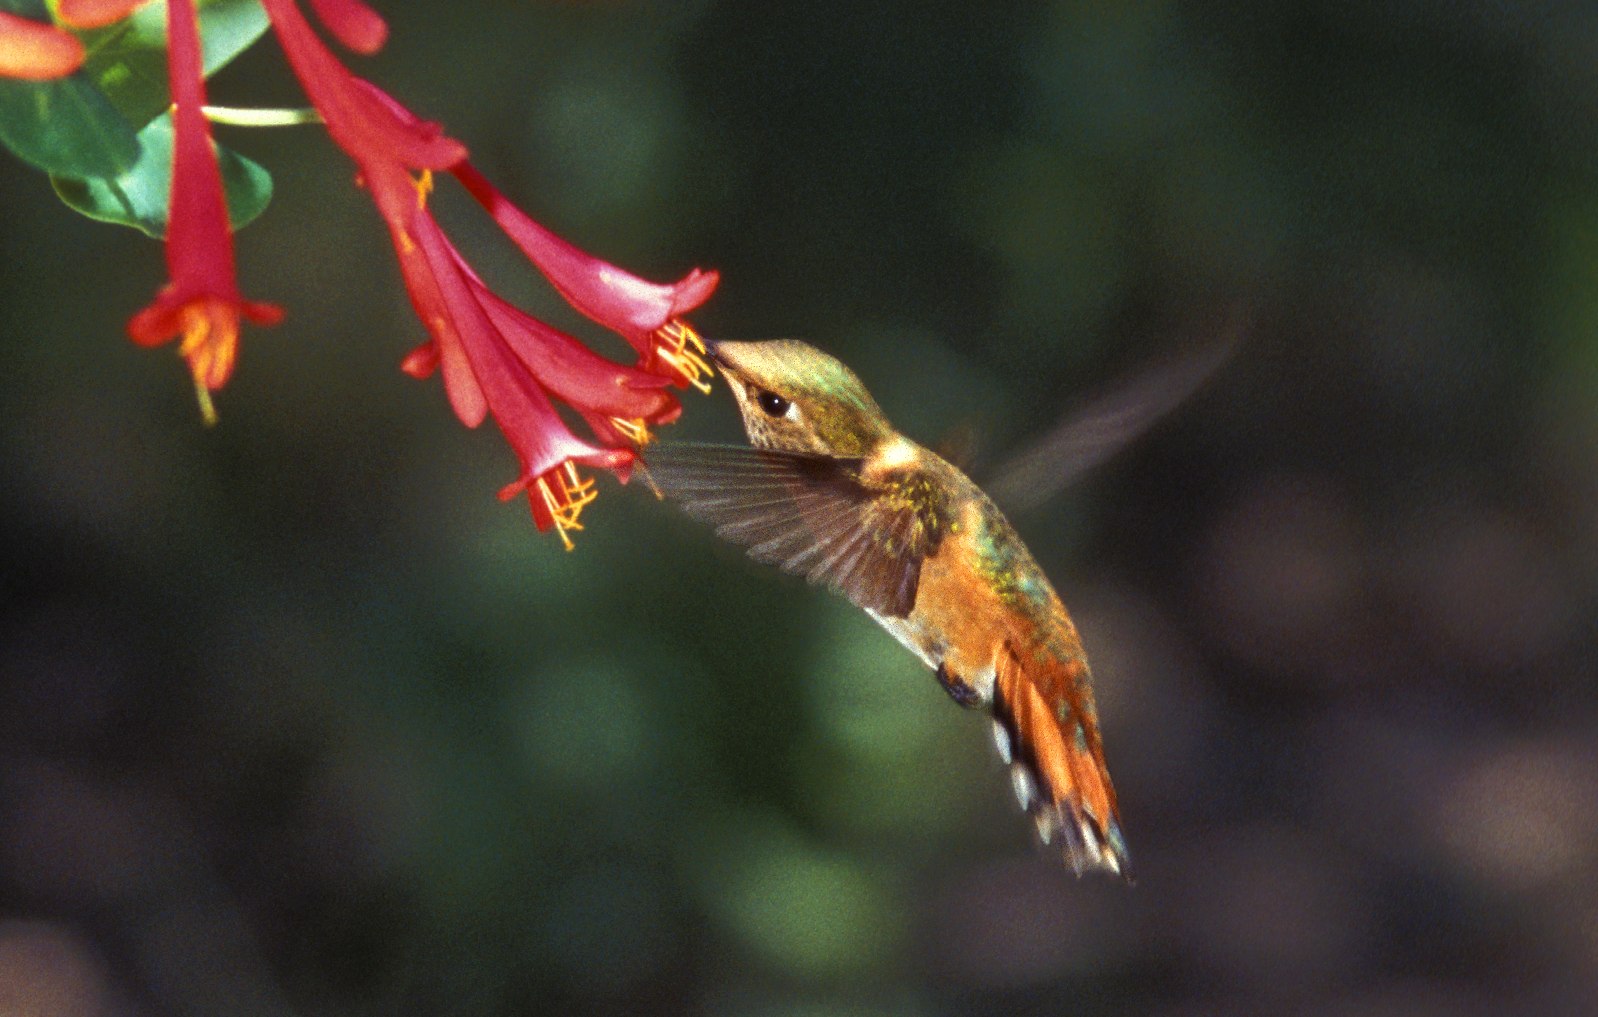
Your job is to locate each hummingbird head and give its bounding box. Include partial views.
[706,339,895,457]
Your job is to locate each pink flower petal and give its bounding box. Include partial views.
[450,161,719,352]
[411,209,627,490]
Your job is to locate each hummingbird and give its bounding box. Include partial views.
[644,330,1236,877]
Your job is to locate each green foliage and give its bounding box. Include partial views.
[0,0,273,231]
[0,68,140,177]
[51,109,272,237]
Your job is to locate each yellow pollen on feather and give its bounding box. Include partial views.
[537,461,600,551]
[608,417,652,446]
[653,320,713,394]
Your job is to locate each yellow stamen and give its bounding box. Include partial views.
[175,301,235,426]
[412,169,434,211]
[193,376,218,426]
[534,479,574,551]
[608,416,652,446]
[653,319,713,394]
[659,318,707,354]
[535,462,600,551]
[559,461,599,515]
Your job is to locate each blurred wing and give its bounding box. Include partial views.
[935,416,986,475]
[985,312,1246,513]
[645,444,939,617]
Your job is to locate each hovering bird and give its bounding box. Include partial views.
[645,327,1236,877]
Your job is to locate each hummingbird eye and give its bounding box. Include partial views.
[756,391,792,418]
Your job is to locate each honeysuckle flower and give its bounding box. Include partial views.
[126,0,282,423]
[391,184,688,542]
[9,0,717,545]
[342,89,713,407]
[446,245,684,445]
[467,280,684,451]
[407,209,636,546]
[0,12,85,79]
[56,0,152,31]
[259,0,463,173]
[160,0,718,544]
[305,0,387,55]
[452,163,720,393]
[254,2,673,544]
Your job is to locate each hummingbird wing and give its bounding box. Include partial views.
[983,312,1245,513]
[644,444,944,618]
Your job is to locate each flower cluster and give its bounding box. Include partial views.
[6,0,717,548]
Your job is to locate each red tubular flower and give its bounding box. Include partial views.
[470,282,683,450]
[0,12,85,79]
[306,0,387,55]
[126,0,282,423]
[252,0,718,544]
[260,63,640,542]
[409,210,635,546]
[452,162,720,392]
[442,245,684,442]
[259,0,462,173]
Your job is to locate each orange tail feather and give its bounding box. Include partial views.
[992,646,1131,878]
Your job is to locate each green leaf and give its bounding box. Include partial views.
[77,0,273,129]
[0,0,139,177]
[0,70,143,178]
[51,111,273,238]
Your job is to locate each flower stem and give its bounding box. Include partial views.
[200,105,324,128]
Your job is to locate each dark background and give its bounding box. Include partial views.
[3,1,1598,1014]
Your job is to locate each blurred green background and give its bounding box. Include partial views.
[4,1,1598,1014]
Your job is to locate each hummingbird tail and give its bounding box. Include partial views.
[992,648,1132,880]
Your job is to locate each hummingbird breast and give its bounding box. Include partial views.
[867,487,1051,702]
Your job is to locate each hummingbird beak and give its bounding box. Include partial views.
[701,337,729,368]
